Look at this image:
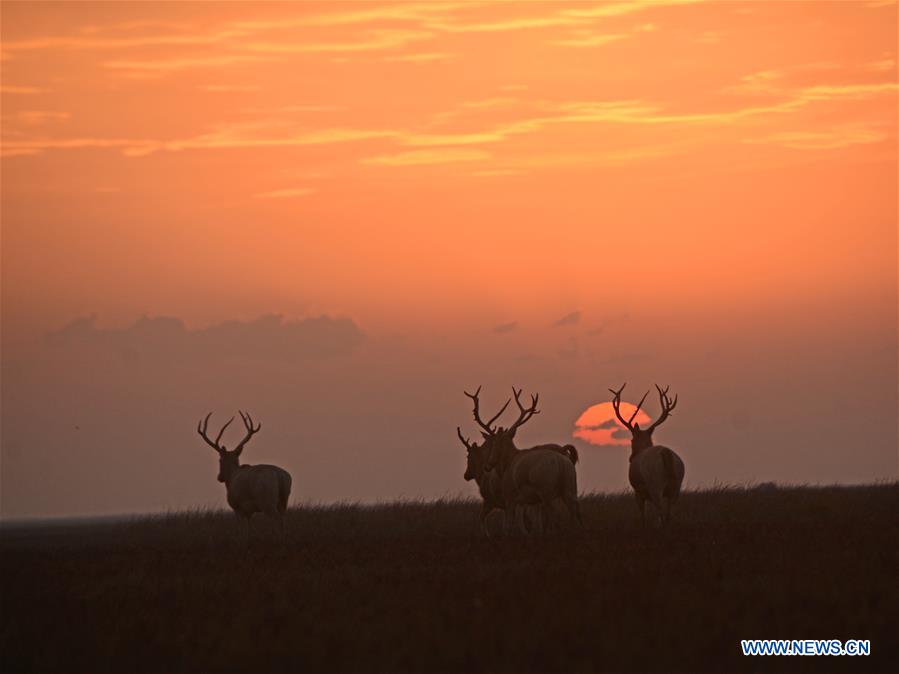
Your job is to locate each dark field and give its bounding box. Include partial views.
[1,484,897,673]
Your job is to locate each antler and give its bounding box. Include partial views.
[507,386,540,436]
[463,386,510,436]
[456,427,476,451]
[608,383,648,432]
[646,384,678,433]
[232,410,261,455]
[197,412,234,453]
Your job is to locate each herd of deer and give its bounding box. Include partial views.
[196,383,685,537]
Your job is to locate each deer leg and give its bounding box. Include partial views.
[661,496,671,527]
[636,494,646,528]
[562,495,581,529]
[529,505,544,537]
[515,505,529,536]
[480,502,492,538]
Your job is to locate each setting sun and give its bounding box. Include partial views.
[574,400,652,446]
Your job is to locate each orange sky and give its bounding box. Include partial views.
[1,1,896,517]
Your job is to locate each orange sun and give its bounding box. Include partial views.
[573,402,652,446]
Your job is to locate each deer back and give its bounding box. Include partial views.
[226,463,292,517]
[629,445,684,500]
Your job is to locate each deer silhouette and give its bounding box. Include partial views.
[197,411,292,537]
[609,383,685,527]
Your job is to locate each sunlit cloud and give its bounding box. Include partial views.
[2,29,246,52]
[562,0,705,20]
[255,187,316,199]
[3,125,399,157]
[230,2,468,30]
[745,126,889,150]
[13,110,71,125]
[362,148,490,166]
[103,54,274,76]
[0,85,46,94]
[797,82,899,101]
[549,33,627,48]
[427,14,585,33]
[164,126,400,152]
[384,52,454,63]
[241,30,434,54]
[200,84,263,93]
[863,57,896,72]
[723,70,784,96]
[471,168,526,177]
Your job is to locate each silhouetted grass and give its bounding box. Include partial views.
[1,484,896,673]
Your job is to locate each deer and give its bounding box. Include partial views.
[457,427,512,537]
[609,383,685,527]
[468,386,582,535]
[197,410,292,536]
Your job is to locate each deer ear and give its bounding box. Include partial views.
[233,446,243,457]
[633,423,641,431]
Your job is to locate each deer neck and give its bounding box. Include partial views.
[492,441,517,475]
[629,435,654,461]
[221,460,244,487]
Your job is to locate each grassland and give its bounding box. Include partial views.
[1,484,897,673]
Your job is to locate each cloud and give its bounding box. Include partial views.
[580,418,619,431]
[103,54,274,76]
[549,33,627,48]
[493,321,518,334]
[255,187,316,199]
[361,148,490,166]
[553,310,581,327]
[14,110,70,125]
[0,85,46,94]
[745,126,888,150]
[383,52,454,63]
[46,314,365,361]
[200,84,263,93]
[241,29,434,54]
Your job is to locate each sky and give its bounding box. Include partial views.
[1,1,896,518]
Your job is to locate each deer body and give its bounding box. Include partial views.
[628,445,684,527]
[491,440,582,535]
[459,428,575,536]
[224,463,292,519]
[198,411,292,534]
[610,383,685,527]
[459,386,582,536]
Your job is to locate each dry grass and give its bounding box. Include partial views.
[1,484,897,673]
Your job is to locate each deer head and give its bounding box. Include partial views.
[462,386,539,473]
[457,427,487,482]
[609,383,677,457]
[197,410,261,483]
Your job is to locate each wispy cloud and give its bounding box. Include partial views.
[362,148,490,166]
[200,84,262,93]
[0,85,46,95]
[2,29,246,52]
[255,187,316,199]
[384,52,454,63]
[549,33,627,48]
[797,82,899,101]
[554,311,581,327]
[2,124,399,157]
[241,30,434,54]
[745,126,889,150]
[493,321,518,334]
[863,57,896,72]
[13,110,70,125]
[103,54,273,76]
